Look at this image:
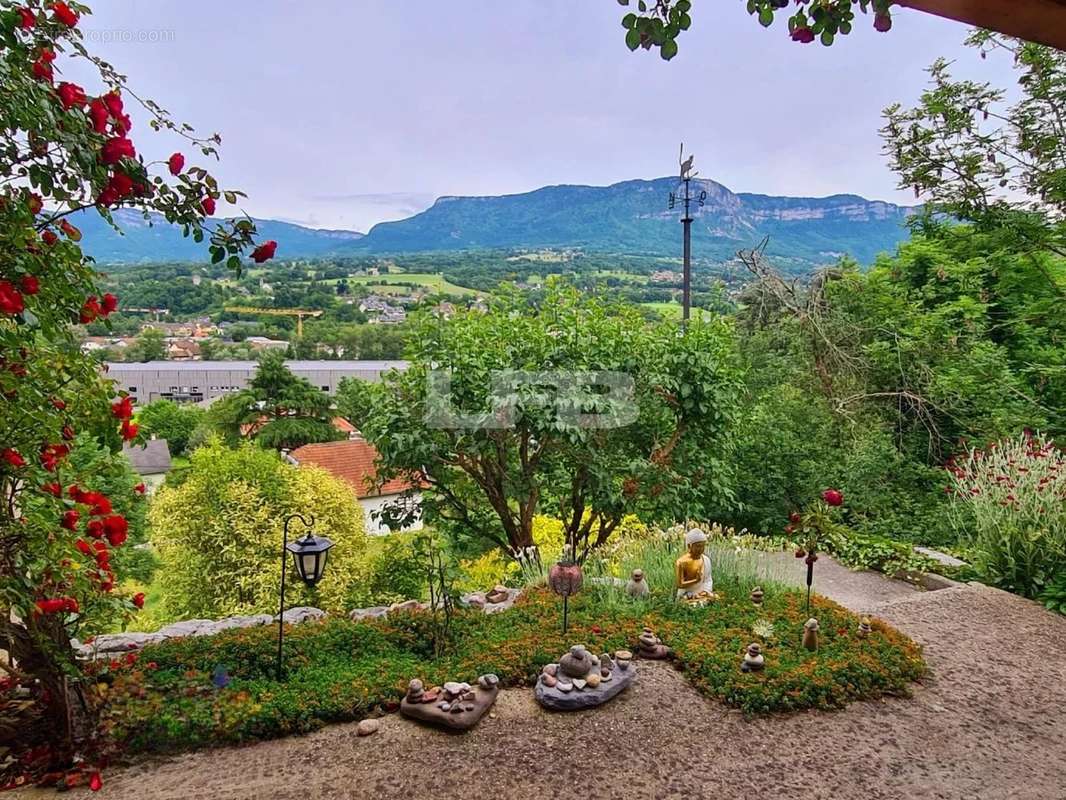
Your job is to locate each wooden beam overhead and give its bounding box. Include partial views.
[897,0,1066,51]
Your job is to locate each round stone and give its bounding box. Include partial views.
[478,673,500,690]
[357,718,380,737]
[614,650,633,661]
[600,670,613,682]
[443,681,464,697]
[586,672,601,689]
[541,673,557,688]
[543,663,558,677]
[560,650,591,679]
[407,678,424,694]
[438,702,451,711]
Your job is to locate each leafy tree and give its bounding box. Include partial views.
[617,0,895,60]
[883,33,1066,280]
[204,352,343,450]
[339,284,740,559]
[124,326,166,362]
[149,441,368,619]
[136,399,204,456]
[0,0,272,760]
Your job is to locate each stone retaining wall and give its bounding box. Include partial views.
[75,587,523,659]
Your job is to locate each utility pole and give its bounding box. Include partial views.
[668,144,706,324]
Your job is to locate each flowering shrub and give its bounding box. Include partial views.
[97,584,924,753]
[948,432,1066,597]
[0,0,273,765]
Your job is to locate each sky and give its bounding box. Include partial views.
[64,1,1016,233]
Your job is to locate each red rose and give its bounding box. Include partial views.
[81,296,102,324]
[201,196,216,216]
[95,186,119,207]
[32,56,54,83]
[52,1,78,26]
[121,419,139,441]
[51,398,66,410]
[17,7,35,28]
[822,488,844,507]
[146,661,158,670]
[134,483,146,494]
[111,395,134,419]
[57,81,87,109]
[40,443,69,471]
[75,539,93,557]
[104,515,128,546]
[789,511,801,524]
[61,510,80,531]
[791,26,815,44]
[63,597,79,613]
[86,518,104,539]
[42,482,62,497]
[20,276,39,295]
[0,281,24,315]
[41,230,58,246]
[112,113,132,135]
[167,152,185,175]
[103,92,123,117]
[100,136,135,165]
[132,592,145,609]
[86,493,112,516]
[62,424,75,441]
[101,293,119,314]
[251,240,277,263]
[89,99,109,133]
[1,448,26,468]
[107,171,134,198]
[35,598,67,614]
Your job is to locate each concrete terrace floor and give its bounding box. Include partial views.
[14,561,1066,800]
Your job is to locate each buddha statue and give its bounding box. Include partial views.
[675,528,715,603]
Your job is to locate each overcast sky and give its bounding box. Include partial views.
[65,1,1014,232]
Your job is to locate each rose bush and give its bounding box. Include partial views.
[0,0,275,771]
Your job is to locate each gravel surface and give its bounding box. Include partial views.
[13,582,1066,800]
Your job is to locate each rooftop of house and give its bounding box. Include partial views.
[122,438,172,475]
[105,360,409,372]
[289,438,417,498]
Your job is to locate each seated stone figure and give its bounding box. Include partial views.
[675,528,714,602]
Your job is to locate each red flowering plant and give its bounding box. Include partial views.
[0,0,275,771]
[947,432,1066,598]
[785,488,846,612]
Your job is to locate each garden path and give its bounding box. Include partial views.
[14,573,1066,800]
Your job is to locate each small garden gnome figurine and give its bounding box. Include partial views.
[803,618,819,651]
[858,616,872,639]
[750,586,764,606]
[626,568,650,598]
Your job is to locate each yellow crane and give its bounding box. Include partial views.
[223,306,324,337]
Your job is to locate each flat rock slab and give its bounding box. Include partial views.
[535,667,636,711]
[400,686,499,731]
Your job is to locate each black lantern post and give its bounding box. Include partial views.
[277,513,334,681]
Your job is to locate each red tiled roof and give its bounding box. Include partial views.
[289,439,416,498]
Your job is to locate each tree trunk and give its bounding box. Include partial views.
[1,616,87,766]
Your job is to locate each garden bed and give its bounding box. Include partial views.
[95,584,925,754]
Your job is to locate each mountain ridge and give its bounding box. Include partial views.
[77,177,917,270]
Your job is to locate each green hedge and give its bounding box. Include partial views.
[96,585,925,753]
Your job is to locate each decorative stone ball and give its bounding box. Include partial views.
[406,678,424,702]
[750,586,765,605]
[586,671,602,689]
[559,644,592,678]
[357,718,380,736]
[548,561,584,597]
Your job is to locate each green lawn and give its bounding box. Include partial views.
[323,273,482,297]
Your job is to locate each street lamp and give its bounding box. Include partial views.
[277,513,333,681]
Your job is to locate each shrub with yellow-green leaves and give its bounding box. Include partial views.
[149,440,367,620]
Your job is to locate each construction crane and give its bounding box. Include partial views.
[223,306,324,337]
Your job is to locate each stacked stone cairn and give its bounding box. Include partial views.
[636,627,672,659]
[400,674,499,731]
[535,644,636,710]
[740,643,765,673]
